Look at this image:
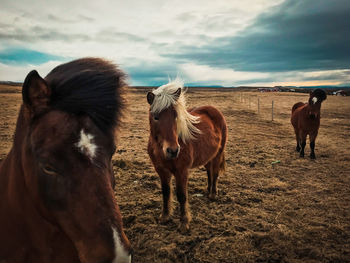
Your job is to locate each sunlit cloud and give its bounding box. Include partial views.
[0,0,349,86]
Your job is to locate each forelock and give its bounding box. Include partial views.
[150,78,185,113]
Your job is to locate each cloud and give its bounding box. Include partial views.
[163,0,350,72]
[179,63,350,86]
[47,14,94,23]
[125,61,179,86]
[179,63,269,86]
[0,26,92,43]
[0,60,66,82]
[0,0,348,86]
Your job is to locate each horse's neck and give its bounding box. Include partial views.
[306,102,322,110]
[0,150,27,257]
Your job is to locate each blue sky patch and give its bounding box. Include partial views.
[0,48,66,66]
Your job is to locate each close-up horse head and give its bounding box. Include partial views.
[147,79,200,160]
[0,58,132,263]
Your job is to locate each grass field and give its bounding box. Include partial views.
[1,85,349,262]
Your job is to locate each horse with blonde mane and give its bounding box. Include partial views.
[147,80,227,232]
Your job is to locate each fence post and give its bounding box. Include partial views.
[272,100,274,121]
[258,98,260,114]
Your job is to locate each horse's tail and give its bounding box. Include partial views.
[219,151,226,172]
[219,120,228,172]
[292,102,304,114]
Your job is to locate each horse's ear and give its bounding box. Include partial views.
[173,88,181,101]
[147,92,155,105]
[22,70,51,116]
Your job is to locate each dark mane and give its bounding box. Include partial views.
[45,57,126,132]
[311,88,327,102]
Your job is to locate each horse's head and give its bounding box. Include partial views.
[147,88,181,159]
[146,80,200,160]
[308,88,327,119]
[17,59,132,263]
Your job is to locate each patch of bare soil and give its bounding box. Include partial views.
[1,85,349,262]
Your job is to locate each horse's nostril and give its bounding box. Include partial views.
[166,147,180,158]
[310,114,316,119]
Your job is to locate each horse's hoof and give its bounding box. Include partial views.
[299,153,304,158]
[159,214,171,224]
[296,146,301,152]
[178,223,190,234]
[310,154,316,160]
[208,193,217,201]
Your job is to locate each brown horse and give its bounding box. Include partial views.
[0,58,132,263]
[147,80,227,233]
[291,88,327,159]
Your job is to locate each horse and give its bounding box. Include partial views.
[146,79,227,233]
[291,88,327,159]
[0,58,132,263]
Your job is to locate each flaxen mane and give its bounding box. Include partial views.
[150,79,201,142]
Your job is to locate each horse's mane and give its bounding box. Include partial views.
[310,89,327,103]
[150,79,201,142]
[45,58,126,133]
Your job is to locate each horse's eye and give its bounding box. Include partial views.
[42,165,58,176]
[154,114,159,121]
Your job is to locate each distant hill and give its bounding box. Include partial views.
[1,81,350,95]
[0,81,22,86]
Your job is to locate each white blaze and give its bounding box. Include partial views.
[75,129,97,160]
[312,97,318,104]
[112,227,131,263]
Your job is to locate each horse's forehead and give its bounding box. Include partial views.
[31,111,103,159]
[32,111,77,138]
[75,129,98,160]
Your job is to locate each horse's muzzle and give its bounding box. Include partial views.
[309,113,317,119]
[166,146,180,159]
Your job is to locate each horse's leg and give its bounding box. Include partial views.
[294,128,301,152]
[309,131,318,159]
[157,168,173,223]
[299,131,307,158]
[174,170,191,233]
[205,162,212,195]
[208,153,223,200]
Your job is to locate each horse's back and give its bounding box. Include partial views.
[190,105,227,148]
[188,105,227,168]
[190,105,226,128]
[292,102,305,114]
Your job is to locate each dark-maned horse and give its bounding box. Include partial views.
[291,88,327,159]
[147,80,227,233]
[0,58,132,263]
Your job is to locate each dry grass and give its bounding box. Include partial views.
[1,86,349,262]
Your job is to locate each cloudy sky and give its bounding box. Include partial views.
[1,0,349,86]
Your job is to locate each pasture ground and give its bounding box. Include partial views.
[0,85,349,262]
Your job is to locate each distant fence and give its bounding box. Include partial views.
[239,93,282,122]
